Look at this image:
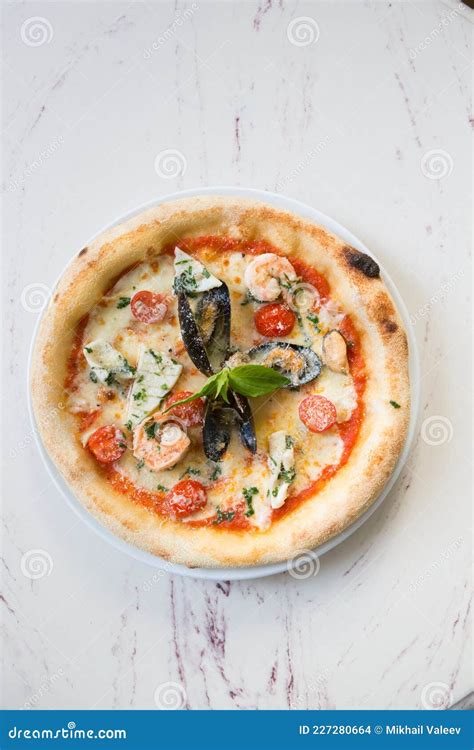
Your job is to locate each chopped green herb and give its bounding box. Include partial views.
[209,463,222,482]
[243,486,258,516]
[173,267,198,295]
[390,400,401,409]
[285,435,294,449]
[144,421,157,439]
[133,389,147,402]
[306,312,320,332]
[117,296,131,309]
[84,346,93,353]
[272,488,278,497]
[240,290,259,306]
[180,466,201,479]
[136,459,145,470]
[278,466,296,484]
[214,506,235,524]
[157,484,168,493]
[105,372,117,387]
[202,268,211,278]
[118,442,127,450]
[149,350,162,365]
[89,370,98,383]
[124,420,133,431]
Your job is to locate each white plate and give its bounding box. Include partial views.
[28,187,420,581]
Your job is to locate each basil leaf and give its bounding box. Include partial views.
[228,365,290,397]
[162,371,225,413]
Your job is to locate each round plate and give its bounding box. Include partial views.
[28,187,420,580]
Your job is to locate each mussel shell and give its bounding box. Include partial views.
[177,283,231,377]
[246,342,322,387]
[202,400,234,461]
[177,292,213,376]
[202,392,257,460]
[229,391,257,454]
[196,284,231,372]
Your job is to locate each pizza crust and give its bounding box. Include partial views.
[31,196,410,568]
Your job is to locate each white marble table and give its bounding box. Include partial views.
[2,0,472,711]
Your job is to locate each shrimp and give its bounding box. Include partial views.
[244,253,297,302]
[132,414,190,471]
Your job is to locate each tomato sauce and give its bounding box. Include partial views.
[67,236,366,530]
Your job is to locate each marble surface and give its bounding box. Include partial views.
[2,0,472,711]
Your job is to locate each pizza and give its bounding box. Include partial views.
[31,196,410,568]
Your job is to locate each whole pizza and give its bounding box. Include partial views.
[31,196,410,568]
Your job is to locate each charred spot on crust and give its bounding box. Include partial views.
[383,319,398,333]
[344,247,380,278]
[78,247,88,257]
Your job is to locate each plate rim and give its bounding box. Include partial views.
[27,186,421,581]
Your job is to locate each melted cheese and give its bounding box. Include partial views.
[267,431,295,509]
[126,348,182,427]
[83,340,134,384]
[174,247,222,292]
[67,249,360,528]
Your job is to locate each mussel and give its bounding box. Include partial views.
[177,283,231,377]
[229,391,257,454]
[246,342,322,387]
[202,393,256,461]
[177,274,257,458]
[203,400,234,461]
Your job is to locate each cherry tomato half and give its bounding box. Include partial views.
[87,425,127,463]
[254,303,296,337]
[164,480,207,518]
[164,391,206,427]
[298,395,337,433]
[130,291,168,324]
